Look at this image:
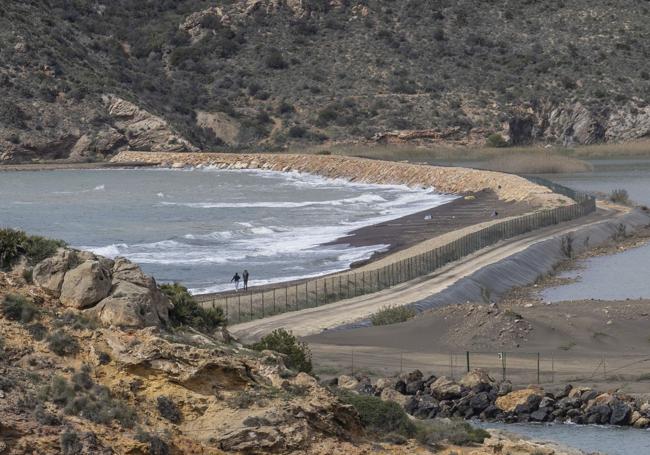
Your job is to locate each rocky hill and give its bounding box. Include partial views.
[0,229,585,454]
[1,0,650,162]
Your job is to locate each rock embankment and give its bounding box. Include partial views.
[334,368,650,429]
[111,151,572,207]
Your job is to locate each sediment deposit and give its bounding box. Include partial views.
[112,151,572,207]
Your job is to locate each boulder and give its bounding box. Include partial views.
[609,399,632,425]
[634,417,650,428]
[405,394,439,419]
[530,408,550,422]
[112,257,156,288]
[469,392,491,412]
[460,368,494,390]
[380,388,410,408]
[429,377,462,400]
[86,280,170,328]
[404,380,424,395]
[32,249,74,295]
[495,388,543,413]
[587,404,611,424]
[374,378,395,393]
[497,380,512,396]
[59,260,112,309]
[337,375,359,391]
[399,369,423,384]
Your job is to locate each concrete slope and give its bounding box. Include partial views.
[230,205,639,343]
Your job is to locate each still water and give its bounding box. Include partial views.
[475,421,650,455]
[540,159,650,302]
[0,168,454,293]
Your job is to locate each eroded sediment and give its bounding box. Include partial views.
[112,151,571,207]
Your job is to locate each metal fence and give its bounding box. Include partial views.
[197,179,596,323]
[314,348,650,388]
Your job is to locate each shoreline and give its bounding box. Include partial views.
[0,161,157,172]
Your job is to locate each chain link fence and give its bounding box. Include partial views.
[197,179,596,323]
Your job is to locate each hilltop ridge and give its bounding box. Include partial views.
[2,1,650,162]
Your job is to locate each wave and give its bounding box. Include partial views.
[159,193,387,209]
[53,184,106,195]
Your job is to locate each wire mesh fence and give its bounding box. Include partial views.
[197,179,597,323]
[313,348,650,388]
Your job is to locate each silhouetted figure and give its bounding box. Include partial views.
[231,272,241,292]
[243,270,249,291]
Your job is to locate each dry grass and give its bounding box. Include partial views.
[482,154,594,174]
[295,140,650,164]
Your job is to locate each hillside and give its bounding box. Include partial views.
[2,0,650,162]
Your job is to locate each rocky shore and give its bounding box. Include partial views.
[333,368,650,429]
[111,151,572,207]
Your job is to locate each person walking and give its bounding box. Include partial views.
[231,272,241,292]
[243,269,250,291]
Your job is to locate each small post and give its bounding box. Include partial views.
[305,282,308,307]
[295,284,299,308]
[551,356,555,383]
[238,294,241,322]
[537,352,540,384]
[351,348,355,376]
[466,351,470,373]
[250,292,253,320]
[603,355,607,380]
[315,279,318,306]
[261,291,264,316]
[285,286,288,311]
[449,352,454,379]
[400,352,404,374]
[273,289,276,314]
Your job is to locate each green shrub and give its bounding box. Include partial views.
[370,305,416,326]
[1,293,39,323]
[265,48,287,69]
[60,430,82,455]
[135,430,170,455]
[0,228,65,269]
[415,419,490,447]
[338,390,416,437]
[161,283,226,332]
[250,329,312,373]
[486,133,508,147]
[41,374,136,428]
[27,322,47,341]
[609,188,631,205]
[157,396,182,423]
[47,330,79,356]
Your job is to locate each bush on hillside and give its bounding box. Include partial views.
[47,330,80,357]
[161,283,226,332]
[0,228,66,269]
[265,48,288,69]
[1,293,39,323]
[486,133,508,148]
[250,329,312,373]
[156,396,182,423]
[370,305,416,326]
[338,390,416,436]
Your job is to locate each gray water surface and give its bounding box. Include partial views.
[540,159,650,302]
[475,421,650,455]
[0,168,454,293]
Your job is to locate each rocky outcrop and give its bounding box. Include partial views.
[59,260,112,309]
[31,249,171,329]
[103,95,198,153]
[111,151,572,207]
[343,369,650,428]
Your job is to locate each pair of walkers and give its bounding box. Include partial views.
[230,270,249,291]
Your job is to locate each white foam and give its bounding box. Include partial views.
[159,193,387,209]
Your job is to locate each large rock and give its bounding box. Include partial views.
[59,260,112,309]
[460,368,494,390]
[337,375,359,391]
[429,377,462,400]
[380,388,411,408]
[609,399,632,425]
[86,280,170,328]
[112,257,156,288]
[32,249,75,295]
[495,388,544,413]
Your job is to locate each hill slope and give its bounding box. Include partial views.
[1,0,650,162]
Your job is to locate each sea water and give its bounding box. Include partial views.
[0,168,455,293]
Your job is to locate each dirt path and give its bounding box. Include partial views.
[229,204,624,342]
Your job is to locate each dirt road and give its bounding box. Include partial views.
[229,204,624,342]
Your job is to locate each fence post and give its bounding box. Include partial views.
[315,279,318,306]
[261,291,264,317]
[250,292,253,320]
[285,286,288,311]
[537,352,540,384]
[466,351,470,373]
[351,348,355,376]
[273,289,276,314]
[551,356,555,383]
[238,294,241,322]
[305,282,308,307]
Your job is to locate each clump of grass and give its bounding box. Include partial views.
[135,430,170,455]
[47,330,80,357]
[250,329,312,374]
[156,396,182,423]
[161,283,226,332]
[503,309,523,320]
[337,390,416,437]
[415,419,490,448]
[486,133,508,148]
[1,293,39,323]
[40,373,136,428]
[53,311,98,331]
[60,430,82,455]
[483,154,593,174]
[370,305,417,326]
[609,189,631,205]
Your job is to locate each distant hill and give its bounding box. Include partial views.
[1,0,650,162]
